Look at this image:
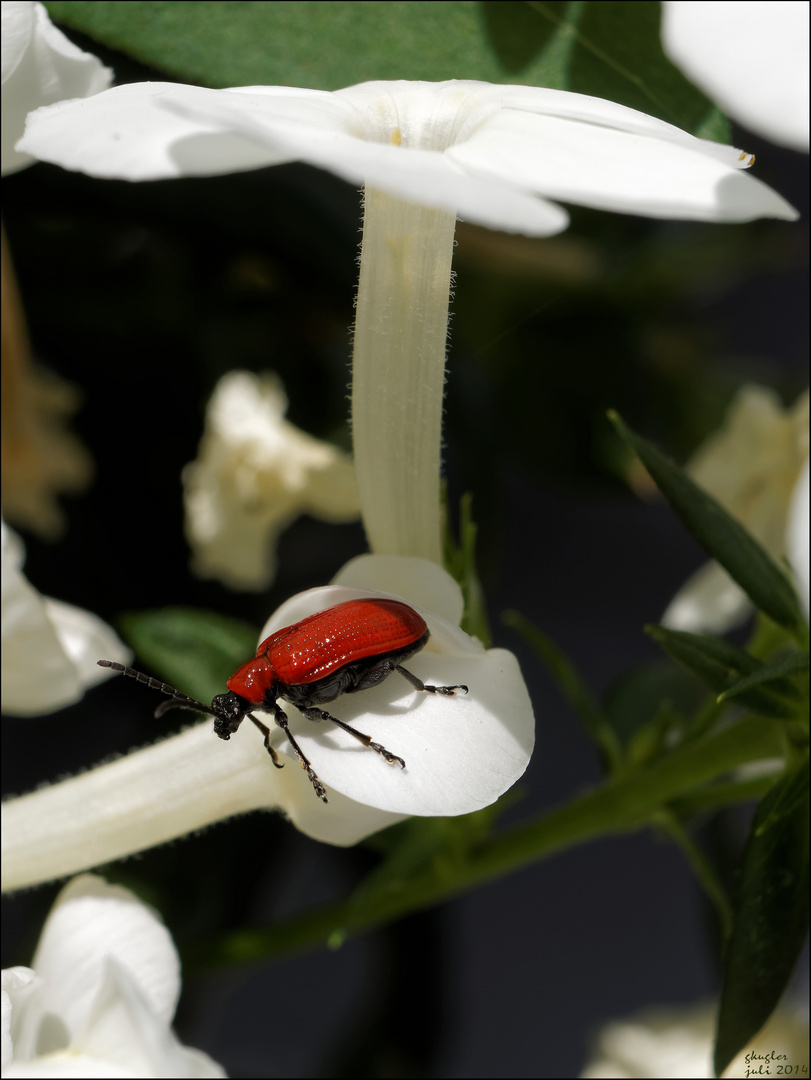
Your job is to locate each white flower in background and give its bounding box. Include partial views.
[579,1000,809,1078]
[2,874,226,1077]
[786,456,809,620]
[1,0,112,175]
[16,78,799,565]
[2,2,110,532]
[662,387,809,634]
[1,555,535,891]
[662,1,809,153]
[1,519,130,715]
[183,370,360,591]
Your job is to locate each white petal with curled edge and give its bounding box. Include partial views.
[30,876,180,1043]
[73,958,226,1078]
[1,522,131,715]
[2,0,112,175]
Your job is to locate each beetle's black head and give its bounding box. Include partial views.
[211,691,251,740]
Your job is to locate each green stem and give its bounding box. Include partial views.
[654,810,733,939]
[187,714,782,972]
[351,188,457,563]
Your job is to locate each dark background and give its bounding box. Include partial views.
[2,31,808,1079]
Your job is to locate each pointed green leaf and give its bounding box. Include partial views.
[718,651,809,705]
[118,607,259,702]
[646,626,802,719]
[714,761,810,1076]
[611,414,805,635]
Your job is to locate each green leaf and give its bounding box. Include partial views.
[604,660,706,755]
[504,609,623,767]
[443,493,492,647]
[718,651,809,704]
[611,414,805,636]
[117,607,259,703]
[44,1,725,136]
[646,626,803,719]
[714,760,810,1076]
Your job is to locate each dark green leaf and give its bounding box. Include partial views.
[646,626,803,719]
[45,1,725,136]
[611,414,805,636]
[604,659,705,752]
[443,493,492,647]
[714,761,810,1076]
[718,651,809,704]
[118,606,259,702]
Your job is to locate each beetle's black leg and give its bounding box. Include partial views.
[267,705,328,802]
[246,713,283,768]
[396,666,468,696]
[297,706,406,769]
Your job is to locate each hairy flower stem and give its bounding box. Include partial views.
[352,189,456,564]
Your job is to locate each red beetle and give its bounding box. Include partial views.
[99,597,467,802]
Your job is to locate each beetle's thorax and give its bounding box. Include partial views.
[226,654,278,708]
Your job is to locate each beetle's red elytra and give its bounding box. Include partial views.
[98,598,468,803]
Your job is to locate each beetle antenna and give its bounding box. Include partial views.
[97,660,218,719]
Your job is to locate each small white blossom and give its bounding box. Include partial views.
[1,555,535,890]
[183,370,360,591]
[580,1001,809,1079]
[662,1,809,153]
[662,387,809,634]
[1,0,112,175]
[1,520,130,715]
[2,874,226,1077]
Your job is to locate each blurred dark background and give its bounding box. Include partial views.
[2,29,808,1079]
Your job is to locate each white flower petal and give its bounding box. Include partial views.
[183,370,359,591]
[30,876,180,1041]
[449,109,796,222]
[2,968,40,1070]
[1,521,131,715]
[1,0,112,175]
[3,1052,139,1077]
[662,1,810,152]
[333,553,465,626]
[73,958,225,1078]
[661,560,752,633]
[17,77,796,232]
[2,877,226,1078]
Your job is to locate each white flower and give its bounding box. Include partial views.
[580,1000,809,1078]
[16,78,798,228]
[183,370,360,591]
[1,555,535,891]
[662,387,809,634]
[1,0,112,175]
[2,874,226,1077]
[1,519,131,715]
[662,1,809,153]
[786,456,810,621]
[15,77,798,564]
